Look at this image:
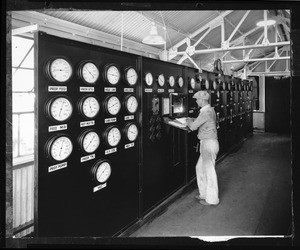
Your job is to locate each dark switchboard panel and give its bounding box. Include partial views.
[140,57,187,215]
[35,32,140,237]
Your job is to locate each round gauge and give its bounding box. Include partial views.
[125,67,138,86]
[144,72,153,86]
[190,78,196,89]
[104,64,121,85]
[227,82,231,90]
[178,76,184,87]
[45,96,73,122]
[78,61,99,84]
[78,129,100,154]
[45,135,73,162]
[125,95,138,114]
[168,75,175,87]
[78,95,100,119]
[45,57,73,83]
[104,95,121,116]
[213,81,217,90]
[205,80,210,90]
[91,160,112,184]
[198,75,202,82]
[104,126,121,147]
[222,82,226,90]
[217,91,220,98]
[157,74,165,87]
[124,123,139,142]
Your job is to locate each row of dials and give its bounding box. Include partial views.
[45,123,138,162]
[45,94,138,122]
[144,72,185,88]
[45,56,138,86]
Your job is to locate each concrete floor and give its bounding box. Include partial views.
[130,132,292,238]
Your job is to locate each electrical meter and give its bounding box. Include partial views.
[104,64,121,85]
[168,75,175,87]
[45,95,73,122]
[227,82,231,91]
[45,134,73,162]
[190,77,196,89]
[104,95,121,116]
[144,72,153,86]
[78,129,100,154]
[177,76,184,87]
[77,61,99,84]
[157,73,165,87]
[213,80,217,90]
[124,95,138,114]
[45,56,73,83]
[91,160,112,184]
[205,80,210,90]
[78,95,100,119]
[124,67,138,86]
[103,126,121,147]
[124,123,139,142]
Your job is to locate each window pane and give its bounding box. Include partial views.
[13,93,35,113]
[12,68,34,92]
[19,113,34,156]
[12,36,34,68]
[13,114,19,158]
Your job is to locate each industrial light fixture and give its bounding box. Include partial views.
[142,22,166,46]
[256,19,276,27]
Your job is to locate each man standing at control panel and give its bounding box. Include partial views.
[187,90,220,206]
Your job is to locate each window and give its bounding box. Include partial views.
[12,36,35,162]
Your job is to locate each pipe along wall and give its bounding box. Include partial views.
[34,32,253,237]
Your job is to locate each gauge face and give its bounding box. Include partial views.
[213,81,217,90]
[125,123,139,142]
[222,82,226,90]
[217,91,220,98]
[228,82,231,90]
[47,57,73,83]
[105,64,120,85]
[157,74,165,87]
[80,130,100,154]
[47,96,73,122]
[190,78,196,89]
[106,126,121,147]
[95,161,111,183]
[125,67,138,86]
[168,76,175,87]
[145,72,153,86]
[125,95,138,114]
[80,61,99,84]
[81,96,100,119]
[105,95,121,116]
[48,136,73,162]
[205,80,210,90]
[178,76,184,87]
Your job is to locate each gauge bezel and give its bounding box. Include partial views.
[78,129,100,154]
[45,134,73,162]
[78,94,100,119]
[77,60,100,85]
[124,94,138,114]
[168,75,175,87]
[190,77,196,89]
[103,94,122,116]
[157,73,165,87]
[177,76,184,88]
[124,66,138,86]
[144,71,153,86]
[103,63,121,85]
[90,159,112,184]
[44,56,74,84]
[103,125,122,147]
[205,79,210,90]
[123,122,139,142]
[45,95,73,123]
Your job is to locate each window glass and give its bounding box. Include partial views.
[12,36,34,68]
[13,93,35,113]
[19,113,34,156]
[13,114,19,158]
[12,68,34,92]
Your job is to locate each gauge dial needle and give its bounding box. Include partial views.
[87,69,94,78]
[59,101,64,117]
[87,135,95,149]
[59,139,65,156]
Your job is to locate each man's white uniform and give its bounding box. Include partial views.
[189,91,220,205]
